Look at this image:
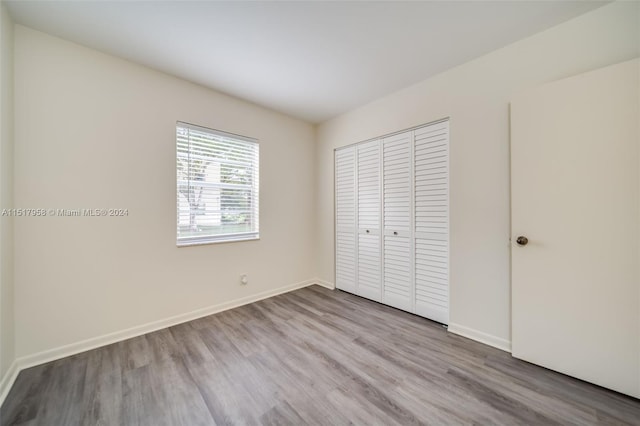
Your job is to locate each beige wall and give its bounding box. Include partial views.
[0,2,15,382]
[13,26,316,358]
[316,1,640,348]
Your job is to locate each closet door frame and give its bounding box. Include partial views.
[334,117,450,325]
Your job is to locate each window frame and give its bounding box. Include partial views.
[176,121,259,247]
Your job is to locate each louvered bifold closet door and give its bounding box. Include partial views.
[357,140,382,302]
[414,120,450,324]
[335,147,357,294]
[382,131,413,312]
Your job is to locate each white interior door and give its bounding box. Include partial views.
[357,140,382,302]
[511,59,640,398]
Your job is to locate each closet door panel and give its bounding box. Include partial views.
[414,121,449,324]
[382,131,412,311]
[335,147,357,293]
[357,140,381,300]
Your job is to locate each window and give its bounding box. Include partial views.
[176,122,259,245]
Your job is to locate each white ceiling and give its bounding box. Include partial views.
[6,0,607,123]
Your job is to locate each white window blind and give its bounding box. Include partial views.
[176,122,259,246]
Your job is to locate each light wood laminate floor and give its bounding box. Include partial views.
[1,285,639,425]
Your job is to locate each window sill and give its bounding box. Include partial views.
[177,236,260,247]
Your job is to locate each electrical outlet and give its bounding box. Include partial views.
[240,274,248,285]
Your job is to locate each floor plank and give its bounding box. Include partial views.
[2,285,639,425]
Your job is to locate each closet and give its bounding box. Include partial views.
[335,119,450,324]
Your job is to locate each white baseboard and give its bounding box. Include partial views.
[447,322,512,353]
[0,360,19,407]
[13,278,320,375]
[313,278,335,290]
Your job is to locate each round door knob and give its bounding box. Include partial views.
[516,236,528,246]
[366,230,370,233]
[393,231,398,236]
